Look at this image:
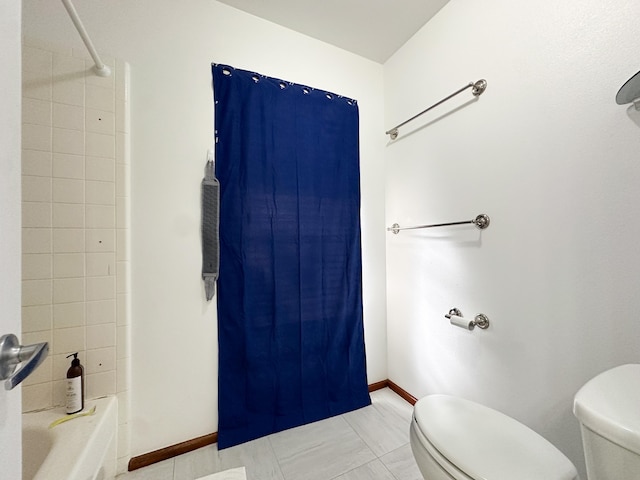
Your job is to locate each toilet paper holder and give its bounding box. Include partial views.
[445,308,490,330]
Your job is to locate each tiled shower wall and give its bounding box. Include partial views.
[21,38,131,473]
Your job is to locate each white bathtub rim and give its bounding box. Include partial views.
[23,395,118,480]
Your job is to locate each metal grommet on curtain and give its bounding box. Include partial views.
[251,75,260,83]
[325,93,333,100]
[302,87,310,94]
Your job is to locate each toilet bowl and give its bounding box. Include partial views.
[573,364,640,480]
[410,394,578,480]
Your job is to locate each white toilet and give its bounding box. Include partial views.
[410,394,578,480]
[573,363,640,479]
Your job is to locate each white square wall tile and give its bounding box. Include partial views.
[53,229,85,253]
[23,69,53,102]
[115,132,130,165]
[86,229,115,252]
[86,132,115,158]
[53,326,86,355]
[115,164,129,197]
[23,228,52,254]
[23,383,53,413]
[52,380,66,407]
[86,109,115,135]
[86,84,115,112]
[116,229,129,261]
[53,80,84,107]
[53,127,84,155]
[117,391,130,424]
[87,323,116,349]
[53,302,85,329]
[22,175,52,202]
[53,277,85,304]
[53,203,85,228]
[86,346,116,374]
[53,253,85,278]
[23,46,53,74]
[23,98,52,126]
[86,300,116,325]
[116,357,129,392]
[22,202,52,228]
[115,101,125,134]
[86,205,115,229]
[22,149,52,177]
[116,261,129,294]
[22,279,52,306]
[53,53,86,80]
[22,305,53,333]
[116,294,129,326]
[116,325,130,359]
[53,178,85,204]
[22,254,52,280]
[86,253,115,277]
[86,156,115,182]
[22,330,52,348]
[53,103,85,130]
[23,356,52,387]
[23,123,52,152]
[116,196,127,229]
[53,153,84,179]
[86,371,116,398]
[86,276,116,301]
[86,181,115,206]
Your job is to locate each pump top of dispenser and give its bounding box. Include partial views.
[66,352,80,367]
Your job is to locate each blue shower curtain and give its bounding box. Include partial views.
[212,64,370,449]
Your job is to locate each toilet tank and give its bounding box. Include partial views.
[574,364,640,480]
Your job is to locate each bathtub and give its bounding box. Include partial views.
[22,396,118,480]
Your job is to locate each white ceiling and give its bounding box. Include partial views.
[215,0,450,64]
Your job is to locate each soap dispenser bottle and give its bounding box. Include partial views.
[66,352,84,414]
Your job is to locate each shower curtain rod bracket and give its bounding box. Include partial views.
[61,0,111,77]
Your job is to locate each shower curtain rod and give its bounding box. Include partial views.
[385,79,487,139]
[61,0,111,77]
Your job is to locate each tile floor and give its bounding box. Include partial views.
[117,388,423,480]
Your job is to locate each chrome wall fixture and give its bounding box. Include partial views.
[445,308,490,331]
[385,79,487,139]
[616,70,640,110]
[387,213,490,234]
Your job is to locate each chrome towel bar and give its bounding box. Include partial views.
[385,79,487,139]
[387,214,490,234]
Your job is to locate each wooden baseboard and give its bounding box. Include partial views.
[128,432,218,471]
[128,379,415,471]
[386,379,418,405]
[368,379,388,392]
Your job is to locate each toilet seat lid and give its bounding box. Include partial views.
[413,395,577,480]
[573,364,640,455]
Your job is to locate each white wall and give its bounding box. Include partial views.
[384,0,640,476]
[23,0,388,457]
